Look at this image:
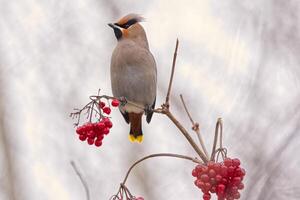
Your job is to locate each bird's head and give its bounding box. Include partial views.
[108,14,148,47]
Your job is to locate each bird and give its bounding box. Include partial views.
[108,14,157,143]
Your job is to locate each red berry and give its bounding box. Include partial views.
[201,174,210,182]
[96,122,105,130]
[237,183,244,190]
[97,134,104,141]
[207,161,215,168]
[135,197,144,200]
[215,174,222,182]
[233,192,240,199]
[233,177,241,185]
[79,134,87,141]
[232,158,241,167]
[204,182,212,191]
[87,138,94,145]
[192,169,198,177]
[208,169,216,178]
[104,120,113,128]
[103,127,110,135]
[111,99,120,107]
[94,139,102,147]
[224,158,232,167]
[196,180,205,188]
[203,192,211,200]
[217,184,226,193]
[87,130,95,138]
[99,101,105,108]
[103,107,111,114]
[210,186,216,193]
[220,166,228,177]
[76,126,83,134]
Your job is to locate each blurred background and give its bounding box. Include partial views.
[1,0,300,199]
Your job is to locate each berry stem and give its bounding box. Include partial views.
[121,153,202,185]
[210,118,223,161]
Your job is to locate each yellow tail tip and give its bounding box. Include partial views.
[128,134,143,143]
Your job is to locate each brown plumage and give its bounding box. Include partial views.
[108,14,157,143]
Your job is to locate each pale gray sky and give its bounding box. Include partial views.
[1,0,300,199]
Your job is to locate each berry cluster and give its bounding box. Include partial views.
[192,158,246,200]
[75,99,119,148]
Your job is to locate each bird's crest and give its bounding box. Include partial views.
[116,13,144,27]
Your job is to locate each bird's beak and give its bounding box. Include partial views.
[108,23,116,29]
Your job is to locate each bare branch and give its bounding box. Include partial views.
[122,153,202,185]
[179,94,209,158]
[70,161,90,200]
[165,39,179,107]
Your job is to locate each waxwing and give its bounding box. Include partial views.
[108,14,157,143]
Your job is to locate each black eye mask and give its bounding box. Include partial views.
[115,19,138,29]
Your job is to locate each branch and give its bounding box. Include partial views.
[70,161,90,200]
[122,153,202,185]
[210,118,224,161]
[165,39,179,107]
[179,94,209,158]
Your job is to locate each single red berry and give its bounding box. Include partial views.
[207,161,215,169]
[232,158,241,167]
[87,130,95,138]
[97,134,104,141]
[208,169,216,178]
[85,123,93,131]
[103,107,111,115]
[233,192,240,199]
[204,182,212,191]
[104,120,113,128]
[203,192,211,200]
[201,174,210,182]
[209,178,216,185]
[96,122,105,130]
[213,162,221,173]
[111,99,120,107]
[224,158,232,167]
[103,127,110,135]
[232,177,242,185]
[237,183,244,190]
[99,101,105,108]
[221,178,228,185]
[220,166,228,177]
[215,174,222,182]
[228,166,235,176]
[217,184,226,193]
[79,134,87,141]
[192,169,198,177]
[94,139,102,147]
[87,138,94,145]
[76,126,83,134]
[210,186,216,193]
[196,180,205,188]
[135,197,144,200]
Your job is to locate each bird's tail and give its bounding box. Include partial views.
[128,113,143,143]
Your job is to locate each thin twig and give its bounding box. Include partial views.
[165,39,179,107]
[179,94,209,158]
[122,153,202,185]
[70,161,90,200]
[210,118,223,161]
